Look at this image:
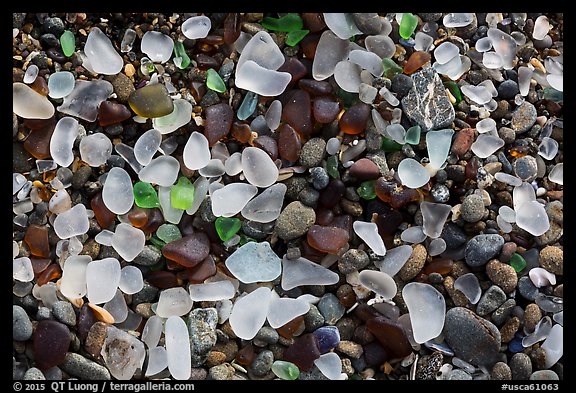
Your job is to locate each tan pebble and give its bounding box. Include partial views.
[444,276,469,307]
[84,321,109,357]
[336,340,363,358]
[124,63,136,78]
[398,244,427,281]
[87,303,115,324]
[530,58,546,72]
[205,351,227,367]
[486,259,518,293]
[451,261,471,278]
[523,303,542,333]
[539,246,563,275]
[500,316,520,343]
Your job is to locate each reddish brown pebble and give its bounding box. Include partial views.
[330,214,353,238]
[36,263,61,286]
[235,344,256,366]
[315,207,334,226]
[253,135,278,161]
[366,316,412,358]
[31,257,52,277]
[300,240,326,263]
[375,178,422,209]
[375,209,404,237]
[98,101,132,127]
[282,333,321,371]
[90,192,116,229]
[77,303,98,342]
[33,320,70,370]
[312,96,341,124]
[298,79,333,96]
[282,90,313,136]
[187,255,217,284]
[24,224,50,258]
[84,321,108,358]
[30,76,49,96]
[162,233,210,268]
[204,103,234,146]
[277,124,302,163]
[146,271,179,289]
[465,156,481,180]
[276,315,305,339]
[231,121,252,144]
[499,242,517,263]
[223,13,241,45]
[363,341,390,367]
[23,120,56,159]
[339,102,371,135]
[318,179,345,208]
[299,32,321,60]
[451,128,475,158]
[352,302,384,322]
[307,225,350,254]
[349,158,380,180]
[302,13,327,32]
[197,35,225,46]
[277,57,308,88]
[403,51,431,75]
[23,117,55,130]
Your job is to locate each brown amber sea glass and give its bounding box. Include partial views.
[162,233,211,268]
[307,225,349,254]
[204,103,233,146]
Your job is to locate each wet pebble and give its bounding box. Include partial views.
[275,201,316,241]
[13,305,33,341]
[338,249,370,274]
[51,300,76,326]
[511,102,537,134]
[491,361,512,380]
[510,353,532,380]
[461,193,486,223]
[539,245,563,275]
[317,293,345,325]
[299,138,326,167]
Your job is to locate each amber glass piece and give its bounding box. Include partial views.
[34,182,52,202]
[465,156,480,180]
[375,178,422,209]
[282,90,313,136]
[422,258,454,275]
[312,96,341,124]
[403,51,431,75]
[194,53,219,71]
[37,263,62,286]
[349,158,380,180]
[33,320,70,370]
[128,83,174,118]
[139,208,164,234]
[187,255,217,284]
[162,233,210,268]
[300,239,326,263]
[204,103,233,146]
[23,121,56,159]
[300,33,321,60]
[90,192,116,229]
[366,316,412,358]
[235,344,256,366]
[375,209,403,237]
[77,303,97,342]
[98,101,132,127]
[128,208,149,228]
[307,225,349,254]
[277,124,301,163]
[24,224,50,258]
[30,76,49,96]
[339,102,371,135]
[302,13,326,32]
[352,302,384,322]
[282,333,321,371]
[298,79,333,96]
[31,258,52,277]
[330,214,353,238]
[253,135,278,161]
[23,117,55,130]
[508,145,530,158]
[231,121,252,144]
[277,57,308,88]
[190,81,207,102]
[197,35,225,46]
[276,315,305,339]
[224,13,241,45]
[146,271,179,289]
[318,179,345,208]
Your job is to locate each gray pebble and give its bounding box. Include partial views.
[132,245,162,266]
[42,17,65,35]
[60,352,111,380]
[251,350,274,377]
[498,126,517,144]
[284,177,307,200]
[390,73,413,99]
[298,186,319,207]
[461,193,486,223]
[299,137,326,167]
[36,306,53,321]
[491,361,512,380]
[443,307,501,366]
[309,167,329,190]
[352,13,382,34]
[317,293,345,325]
[418,12,443,22]
[513,155,538,182]
[52,300,77,326]
[510,352,532,380]
[416,352,443,380]
[254,326,279,347]
[491,299,516,326]
[13,305,33,341]
[304,304,325,332]
[338,249,370,274]
[497,79,520,99]
[208,363,235,380]
[241,220,274,241]
[13,143,34,173]
[442,223,468,249]
[275,201,316,241]
[24,367,46,380]
[132,283,159,306]
[188,308,218,367]
[446,369,473,380]
[40,33,60,48]
[431,183,450,203]
[511,102,537,134]
[476,285,507,316]
[465,234,504,267]
[71,165,92,189]
[518,276,539,301]
[530,370,559,380]
[299,366,329,380]
[428,272,444,285]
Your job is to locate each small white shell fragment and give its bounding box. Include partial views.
[529,267,557,288]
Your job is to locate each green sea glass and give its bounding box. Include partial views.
[215,217,241,242]
[133,182,160,208]
[170,176,195,210]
